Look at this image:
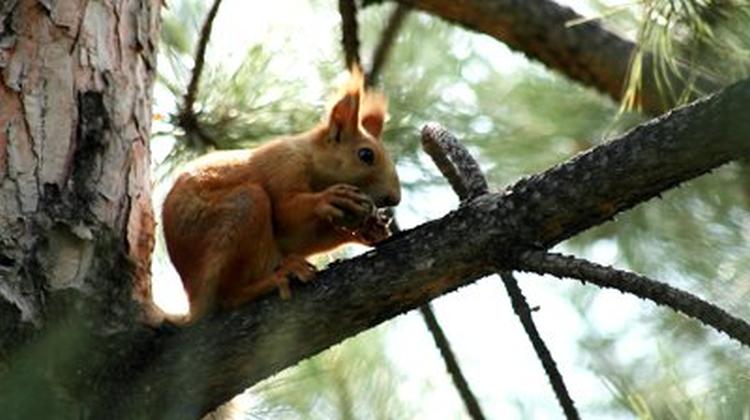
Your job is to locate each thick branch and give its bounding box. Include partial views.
[111,78,750,418]
[516,251,750,347]
[385,0,718,114]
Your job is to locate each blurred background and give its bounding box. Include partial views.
[150,0,750,418]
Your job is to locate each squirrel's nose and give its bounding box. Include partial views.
[380,191,400,207]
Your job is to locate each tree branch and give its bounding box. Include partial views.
[177,0,223,148]
[516,251,750,347]
[421,123,488,200]
[422,123,578,419]
[383,0,719,115]
[182,0,222,114]
[359,8,479,414]
[419,304,487,420]
[366,4,410,87]
[338,0,361,69]
[499,272,579,420]
[107,77,750,418]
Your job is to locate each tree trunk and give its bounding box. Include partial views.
[0,0,159,417]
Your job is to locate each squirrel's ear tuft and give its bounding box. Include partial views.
[328,66,364,136]
[329,92,360,137]
[361,90,387,139]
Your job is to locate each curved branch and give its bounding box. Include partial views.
[405,125,490,417]
[516,251,750,347]
[421,123,489,200]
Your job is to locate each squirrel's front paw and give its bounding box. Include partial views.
[274,255,316,299]
[316,184,373,229]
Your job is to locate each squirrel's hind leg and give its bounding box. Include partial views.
[222,254,316,307]
[213,185,317,308]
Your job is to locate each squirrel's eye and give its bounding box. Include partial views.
[358,147,375,165]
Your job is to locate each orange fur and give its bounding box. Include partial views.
[162,71,400,322]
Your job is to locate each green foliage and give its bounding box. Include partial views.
[180,45,320,147]
[616,0,750,108]
[586,333,750,419]
[156,0,321,167]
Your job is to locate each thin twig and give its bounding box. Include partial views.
[366,4,409,87]
[500,272,580,419]
[178,0,223,148]
[421,123,579,420]
[338,0,360,70]
[517,251,750,347]
[182,0,223,117]
[419,304,487,420]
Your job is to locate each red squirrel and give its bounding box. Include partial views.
[162,68,400,321]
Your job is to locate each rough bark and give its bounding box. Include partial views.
[0,0,159,416]
[111,78,749,418]
[377,0,718,114]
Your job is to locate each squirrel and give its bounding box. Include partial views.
[161,67,401,322]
